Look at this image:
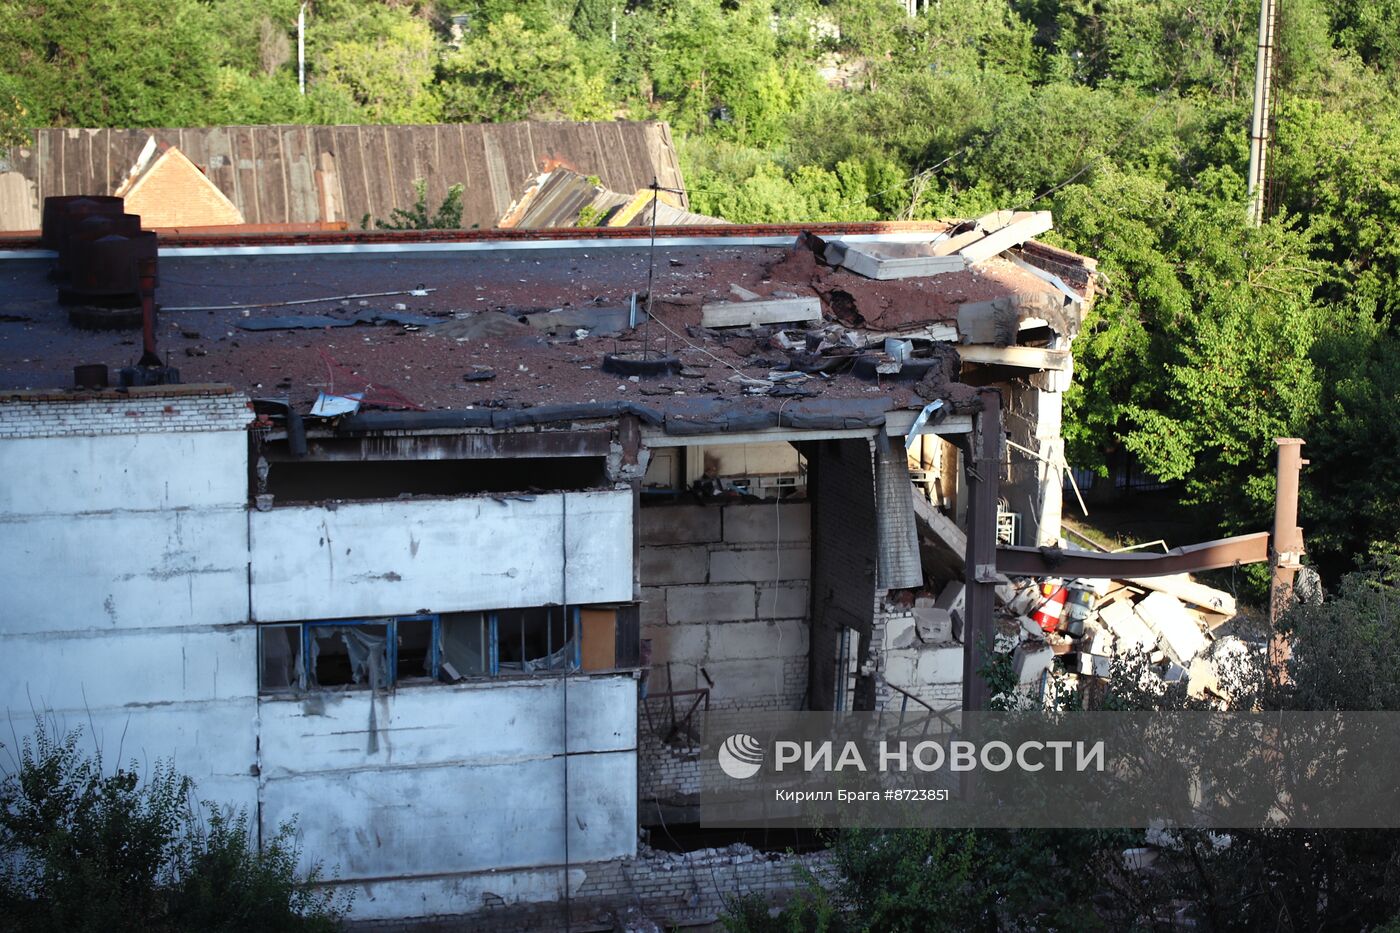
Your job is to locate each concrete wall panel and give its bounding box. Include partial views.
[261,750,635,879]
[250,491,632,621]
[0,508,250,633]
[258,677,635,778]
[0,626,257,710]
[0,431,248,515]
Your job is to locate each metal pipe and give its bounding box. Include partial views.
[298,4,307,96]
[1246,0,1277,226]
[137,257,160,367]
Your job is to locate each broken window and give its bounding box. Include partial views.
[440,612,490,680]
[258,614,440,693]
[306,621,391,689]
[258,605,639,693]
[495,607,577,674]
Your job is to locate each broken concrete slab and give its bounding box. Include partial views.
[913,606,953,643]
[884,616,918,650]
[1083,622,1114,657]
[522,305,639,337]
[729,283,761,301]
[1125,572,1236,618]
[1099,599,1155,653]
[431,311,530,340]
[956,290,1070,347]
[958,211,1054,265]
[1013,641,1054,685]
[1074,653,1111,679]
[836,242,967,280]
[700,297,821,328]
[1134,591,1208,665]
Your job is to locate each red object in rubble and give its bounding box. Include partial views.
[1031,582,1067,633]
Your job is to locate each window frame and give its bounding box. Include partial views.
[259,605,635,695]
[297,614,441,691]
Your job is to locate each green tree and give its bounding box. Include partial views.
[439,13,611,122]
[312,1,442,123]
[0,0,221,127]
[0,720,345,933]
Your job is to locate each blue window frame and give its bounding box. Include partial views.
[300,614,440,690]
[260,605,608,693]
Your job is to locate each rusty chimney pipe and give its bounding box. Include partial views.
[137,257,160,367]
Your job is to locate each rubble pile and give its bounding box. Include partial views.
[997,573,1251,704]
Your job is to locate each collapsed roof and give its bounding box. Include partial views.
[0,214,1096,437]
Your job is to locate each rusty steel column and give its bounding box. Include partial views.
[962,389,1002,712]
[1269,438,1307,672]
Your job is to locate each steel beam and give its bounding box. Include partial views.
[995,532,1270,579]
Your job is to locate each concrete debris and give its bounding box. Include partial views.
[700,297,822,328]
[884,615,918,650]
[729,283,761,301]
[912,604,953,644]
[997,561,1243,698]
[1013,640,1054,685]
[1133,592,1208,665]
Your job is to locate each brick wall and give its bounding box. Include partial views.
[0,385,252,438]
[871,596,964,712]
[354,846,834,933]
[123,148,246,228]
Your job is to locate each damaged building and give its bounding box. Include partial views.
[0,207,1098,927]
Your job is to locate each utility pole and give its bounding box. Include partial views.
[298,3,307,96]
[1246,0,1278,226]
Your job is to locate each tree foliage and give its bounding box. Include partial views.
[0,720,345,933]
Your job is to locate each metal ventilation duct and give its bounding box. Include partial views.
[874,433,923,590]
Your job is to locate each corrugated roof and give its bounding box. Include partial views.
[0,121,687,232]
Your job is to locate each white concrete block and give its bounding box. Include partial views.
[883,650,919,689]
[639,504,721,545]
[722,503,811,545]
[708,619,808,660]
[917,645,964,684]
[664,584,756,623]
[1083,622,1114,657]
[708,548,810,584]
[933,581,965,615]
[884,616,917,650]
[1013,642,1054,685]
[1100,600,1155,653]
[913,606,953,643]
[703,658,786,702]
[1134,592,1207,664]
[756,583,808,619]
[640,546,709,586]
[1074,653,1111,679]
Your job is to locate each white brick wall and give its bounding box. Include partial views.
[0,386,252,438]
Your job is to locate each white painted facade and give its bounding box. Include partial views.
[0,388,639,922]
